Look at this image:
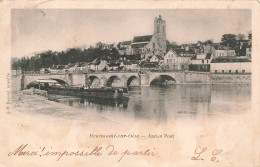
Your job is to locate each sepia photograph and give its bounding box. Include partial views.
[10,9,252,118]
[1,2,260,167]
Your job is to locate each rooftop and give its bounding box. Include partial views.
[211,56,251,63]
[121,40,132,45]
[132,35,153,43]
[131,43,149,48]
[191,53,211,60]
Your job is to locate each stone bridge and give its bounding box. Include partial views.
[16,71,186,90]
[140,71,185,86]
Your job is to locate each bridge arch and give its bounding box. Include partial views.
[107,75,121,87]
[127,75,140,87]
[87,75,101,87]
[26,78,67,90]
[149,75,176,86]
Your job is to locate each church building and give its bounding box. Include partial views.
[117,15,167,59]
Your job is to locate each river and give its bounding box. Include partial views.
[47,84,251,123]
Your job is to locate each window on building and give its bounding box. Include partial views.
[222,70,224,73]
[236,70,238,74]
[202,60,204,64]
[242,70,245,73]
[215,70,217,73]
[229,70,231,73]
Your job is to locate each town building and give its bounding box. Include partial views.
[211,56,251,74]
[62,63,76,73]
[107,61,121,71]
[77,62,89,73]
[174,48,196,57]
[49,65,65,74]
[119,60,132,71]
[189,53,212,72]
[102,43,115,50]
[87,59,107,71]
[40,68,49,74]
[214,49,236,58]
[117,41,132,55]
[150,55,164,65]
[140,62,159,71]
[163,49,192,71]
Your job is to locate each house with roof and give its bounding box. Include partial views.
[189,53,212,72]
[117,41,133,55]
[107,60,121,71]
[66,62,84,73]
[119,60,132,71]
[77,62,89,73]
[150,55,164,67]
[174,48,196,57]
[87,59,107,71]
[214,48,236,58]
[202,44,217,54]
[40,68,50,74]
[140,62,159,71]
[211,56,251,74]
[62,63,76,73]
[163,49,192,71]
[49,65,65,74]
[150,55,164,62]
[102,43,115,50]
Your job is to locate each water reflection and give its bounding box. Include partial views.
[49,85,251,123]
[48,96,129,110]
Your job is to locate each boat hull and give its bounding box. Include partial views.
[47,86,129,99]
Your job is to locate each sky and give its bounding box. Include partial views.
[11,9,251,58]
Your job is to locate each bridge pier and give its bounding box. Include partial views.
[100,77,107,87]
[139,73,150,86]
[121,75,128,87]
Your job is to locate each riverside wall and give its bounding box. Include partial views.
[11,75,23,92]
[184,71,251,84]
[185,72,210,83]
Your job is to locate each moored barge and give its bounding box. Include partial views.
[47,86,129,99]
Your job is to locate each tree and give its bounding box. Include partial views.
[248,31,252,40]
[204,39,213,45]
[237,33,246,40]
[170,41,178,46]
[221,34,237,48]
[96,42,104,49]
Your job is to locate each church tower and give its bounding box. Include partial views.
[154,15,167,53]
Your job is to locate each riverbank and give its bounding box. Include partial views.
[8,90,113,122]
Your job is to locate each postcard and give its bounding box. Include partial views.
[0,1,260,167]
